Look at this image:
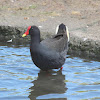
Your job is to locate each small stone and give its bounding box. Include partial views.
[7,39,13,43]
[24,17,29,20]
[83,38,87,41]
[38,26,42,28]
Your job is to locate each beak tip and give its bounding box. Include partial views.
[22,34,26,37]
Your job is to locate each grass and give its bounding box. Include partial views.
[29,4,37,9]
[41,11,60,17]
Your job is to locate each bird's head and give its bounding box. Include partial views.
[22,26,40,37]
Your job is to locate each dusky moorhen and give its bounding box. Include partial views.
[22,23,69,71]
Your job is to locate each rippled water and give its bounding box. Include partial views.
[0,44,100,100]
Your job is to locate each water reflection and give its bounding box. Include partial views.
[29,70,67,100]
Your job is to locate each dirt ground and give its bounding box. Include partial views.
[0,0,100,39]
[0,0,100,59]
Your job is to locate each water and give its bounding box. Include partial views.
[0,44,100,100]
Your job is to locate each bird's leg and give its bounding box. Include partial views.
[60,67,63,70]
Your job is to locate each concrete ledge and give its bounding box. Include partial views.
[69,31,100,60]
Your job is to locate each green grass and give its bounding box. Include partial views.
[29,4,37,9]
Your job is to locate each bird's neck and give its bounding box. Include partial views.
[30,34,40,46]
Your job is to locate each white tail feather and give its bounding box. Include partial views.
[55,25,59,34]
[66,26,69,42]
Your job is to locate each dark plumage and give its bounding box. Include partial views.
[22,23,69,71]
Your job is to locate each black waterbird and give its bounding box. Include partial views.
[22,23,69,71]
